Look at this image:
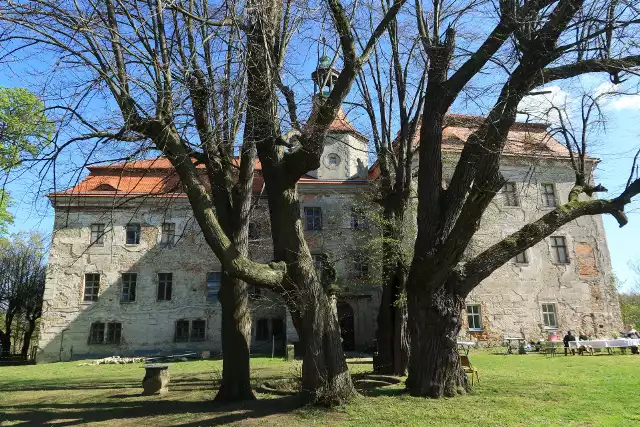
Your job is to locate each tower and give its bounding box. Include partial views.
[308,57,369,180]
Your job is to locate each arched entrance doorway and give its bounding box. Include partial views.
[337,301,355,351]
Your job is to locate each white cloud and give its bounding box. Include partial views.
[517,86,573,125]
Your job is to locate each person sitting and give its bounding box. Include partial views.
[578,332,589,341]
[563,330,576,356]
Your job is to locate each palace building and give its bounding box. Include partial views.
[36,61,622,362]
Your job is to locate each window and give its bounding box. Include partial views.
[304,207,322,231]
[157,273,173,301]
[541,184,557,207]
[120,273,137,302]
[550,236,569,264]
[350,206,368,230]
[542,303,557,328]
[88,322,105,344]
[353,259,369,279]
[175,320,190,342]
[84,273,100,302]
[256,318,269,341]
[105,322,122,344]
[503,182,519,207]
[514,251,528,264]
[126,224,140,244]
[191,320,206,342]
[207,272,222,302]
[161,222,176,247]
[90,223,105,246]
[467,305,482,330]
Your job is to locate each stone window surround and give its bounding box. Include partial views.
[175,319,206,343]
[120,272,137,303]
[83,273,101,302]
[90,223,106,246]
[88,321,122,345]
[157,272,173,301]
[125,223,141,245]
[513,250,529,265]
[466,304,483,331]
[502,182,520,207]
[303,207,323,231]
[540,183,558,208]
[549,235,571,265]
[541,302,558,329]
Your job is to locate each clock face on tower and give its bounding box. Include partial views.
[324,153,341,169]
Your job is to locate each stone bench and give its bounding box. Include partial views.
[142,364,170,395]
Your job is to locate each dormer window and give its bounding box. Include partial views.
[94,184,118,191]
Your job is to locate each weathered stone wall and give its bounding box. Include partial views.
[39,151,622,360]
[460,157,622,343]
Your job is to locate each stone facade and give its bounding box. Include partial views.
[37,114,622,362]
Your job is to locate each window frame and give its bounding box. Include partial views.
[83,273,100,302]
[175,319,190,342]
[466,304,483,331]
[541,303,558,329]
[120,273,137,302]
[303,207,322,231]
[105,322,122,345]
[161,222,176,247]
[502,182,520,207]
[541,183,557,208]
[513,251,528,265]
[125,223,141,245]
[90,223,105,246]
[190,320,206,342]
[157,272,173,301]
[353,258,369,280]
[88,322,105,344]
[550,236,570,264]
[206,271,222,302]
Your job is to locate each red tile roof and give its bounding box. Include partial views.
[369,114,571,179]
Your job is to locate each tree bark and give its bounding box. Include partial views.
[20,318,37,360]
[406,277,469,397]
[375,262,409,375]
[267,184,357,405]
[214,274,255,402]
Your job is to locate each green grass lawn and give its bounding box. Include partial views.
[1,351,639,426]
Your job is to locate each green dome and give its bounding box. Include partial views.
[318,55,331,69]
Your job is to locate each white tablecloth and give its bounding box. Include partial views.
[568,339,640,349]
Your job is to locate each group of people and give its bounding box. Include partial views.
[562,325,640,355]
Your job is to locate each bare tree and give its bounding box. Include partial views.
[354,0,426,375]
[0,0,406,405]
[403,0,640,397]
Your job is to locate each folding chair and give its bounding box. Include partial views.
[460,355,479,386]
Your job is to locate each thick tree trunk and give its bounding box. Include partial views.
[267,185,357,405]
[214,274,255,402]
[20,319,37,360]
[406,279,470,398]
[375,264,409,375]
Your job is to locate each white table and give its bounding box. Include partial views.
[568,338,640,349]
[457,341,475,355]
